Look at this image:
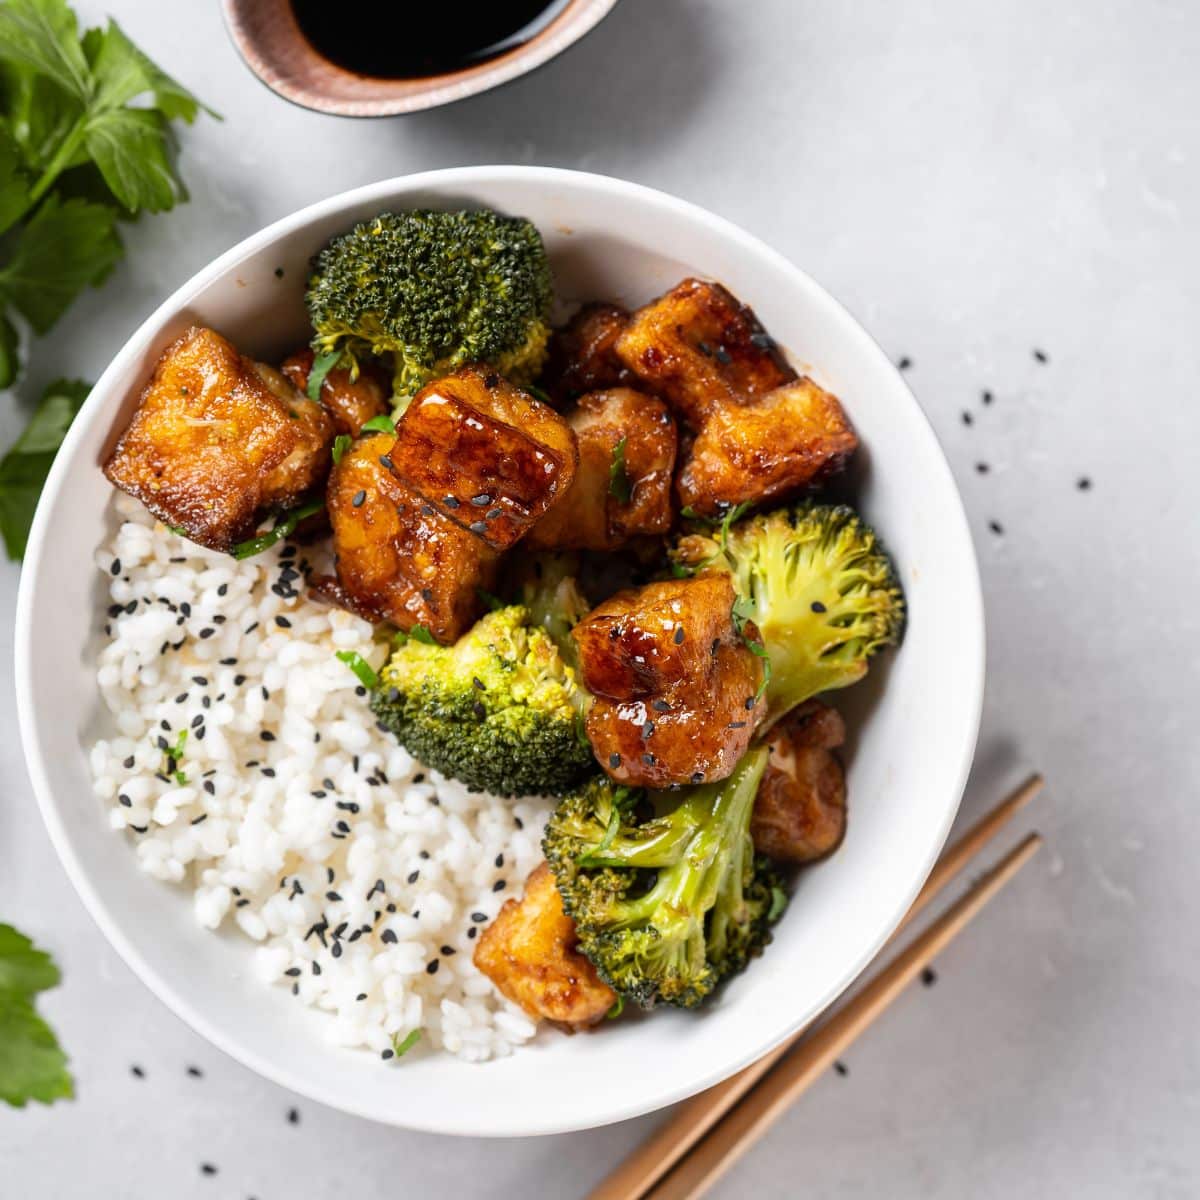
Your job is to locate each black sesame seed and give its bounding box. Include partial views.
[379,454,393,470]
[119,794,132,808]
[245,621,258,634]
[441,945,456,956]
[420,503,436,517]
[652,699,670,713]
[898,356,912,370]
[326,890,342,901]
[989,520,1004,535]
[426,959,439,975]
[236,898,250,908]
[356,993,367,1002]
[381,929,398,944]
[673,626,685,645]
[1033,348,1049,363]
[234,674,246,686]
[715,345,732,365]
[486,508,503,520]
[413,773,425,783]
[260,730,276,741]
[284,967,301,977]
[493,880,506,892]
[287,1107,300,1124]
[331,942,343,958]
[745,697,756,710]
[834,1061,849,1077]
[472,700,486,720]
[407,870,419,884]
[131,1064,144,1078]
[976,461,990,474]
[642,721,655,738]
[336,820,350,833]
[642,753,656,765]
[443,495,461,509]
[351,490,367,508]
[200,1163,217,1176]
[470,493,492,507]
[419,850,430,860]
[750,331,774,350]
[381,1049,394,1060]
[962,411,973,426]
[982,390,994,405]
[468,520,488,534]
[187,1065,203,1078]
[921,966,938,987]
[697,340,713,357]
[494,853,504,868]
[811,600,826,613]
[471,912,488,923]
[728,720,747,730]
[691,772,705,784]
[110,558,121,576]
[312,961,321,975]
[609,753,622,769]
[274,266,285,278]
[190,814,207,825]
[467,927,477,939]
[275,615,291,629]
[1077,476,1092,491]
[203,780,215,795]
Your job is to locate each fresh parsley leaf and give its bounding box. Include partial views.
[84,107,181,213]
[0,990,72,1108]
[229,497,324,560]
[390,1028,421,1058]
[0,924,60,996]
[0,377,88,558]
[0,0,90,101]
[0,923,72,1108]
[359,413,396,435]
[731,603,772,703]
[331,433,351,465]
[608,436,631,504]
[408,624,436,645]
[86,19,210,123]
[335,650,380,690]
[0,194,120,332]
[0,123,31,236]
[307,349,340,402]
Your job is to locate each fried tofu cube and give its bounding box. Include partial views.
[573,576,766,787]
[279,347,389,437]
[391,366,577,551]
[525,388,677,551]
[752,700,847,863]
[474,862,615,1029]
[326,433,498,642]
[615,278,794,427]
[103,326,333,551]
[676,378,858,516]
[540,302,637,404]
[251,363,336,510]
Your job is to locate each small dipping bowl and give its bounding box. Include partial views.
[221,0,619,116]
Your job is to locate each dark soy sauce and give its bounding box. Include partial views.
[292,0,571,80]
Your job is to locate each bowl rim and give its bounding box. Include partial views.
[15,165,985,1136]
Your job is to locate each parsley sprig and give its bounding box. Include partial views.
[0,0,213,558]
[0,924,71,1108]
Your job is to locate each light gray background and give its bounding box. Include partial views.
[2,1,1197,1196]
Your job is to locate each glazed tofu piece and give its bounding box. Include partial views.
[676,378,858,516]
[104,326,333,552]
[474,862,615,1028]
[326,434,498,642]
[279,347,389,437]
[525,388,677,551]
[573,576,766,788]
[540,303,637,404]
[251,364,336,510]
[614,279,794,427]
[391,366,577,551]
[751,700,847,863]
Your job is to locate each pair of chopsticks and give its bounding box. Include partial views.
[587,773,1046,1200]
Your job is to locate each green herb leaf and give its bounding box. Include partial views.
[0,377,89,558]
[390,1028,421,1058]
[0,123,32,236]
[86,19,211,123]
[331,434,351,465]
[0,194,120,333]
[731,604,772,702]
[0,312,20,390]
[335,650,380,690]
[578,801,623,867]
[229,498,324,560]
[525,382,553,406]
[605,995,625,1020]
[83,106,182,213]
[0,925,60,997]
[307,350,341,402]
[0,924,72,1108]
[408,624,436,645]
[607,436,631,504]
[0,0,90,101]
[359,413,396,435]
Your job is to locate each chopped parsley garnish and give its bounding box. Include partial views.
[390,1028,421,1058]
[0,924,72,1108]
[230,498,324,560]
[607,436,631,504]
[359,413,396,435]
[306,350,341,401]
[335,650,380,690]
[331,434,352,465]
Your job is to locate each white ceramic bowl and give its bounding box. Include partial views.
[15,167,983,1137]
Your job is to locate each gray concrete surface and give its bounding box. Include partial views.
[1,1,1197,1196]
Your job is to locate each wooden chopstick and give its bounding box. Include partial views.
[643,832,1042,1200]
[585,773,1044,1200]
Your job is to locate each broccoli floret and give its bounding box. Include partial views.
[671,501,905,726]
[544,746,784,1009]
[370,605,593,798]
[306,209,552,400]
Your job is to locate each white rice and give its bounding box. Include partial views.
[88,491,550,1062]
